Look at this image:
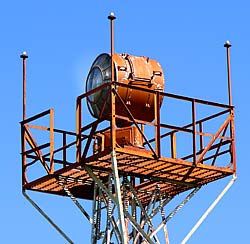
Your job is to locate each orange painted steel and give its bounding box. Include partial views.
[20,16,236,243]
[21,82,236,206]
[23,146,234,205]
[86,53,164,127]
[101,126,143,149]
[20,14,236,243]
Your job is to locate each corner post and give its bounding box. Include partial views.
[76,97,82,163]
[20,51,28,121]
[20,51,28,188]
[224,41,236,172]
[192,99,197,165]
[224,41,233,107]
[108,12,117,152]
[50,109,54,174]
[108,13,128,244]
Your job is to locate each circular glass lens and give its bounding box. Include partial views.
[86,53,112,118]
[87,67,103,102]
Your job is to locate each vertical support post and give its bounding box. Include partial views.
[20,51,28,187]
[111,151,128,244]
[92,183,98,243]
[192,100,197,165]
[141,124,145,134]
[63,132,67,167]
[171,132,177,159]
[108,14,127,243]
[224,41,236,172]
[96,190,102,239]
[76,97,82,163]
[50,109,54,174]
[108,12,117,152]
[198,122,203,151]
[131,185,137,242]
[21,125,27,186]
[158,186,170,244]
[110,88,117,151]
[123,177,129,243]
[154,91,161,158]
[224,41,233,107]
[198,122,204,163]
[20,51,28,121]
[108,12,116,83]
[106,174,112,243]
[230,110,236,172]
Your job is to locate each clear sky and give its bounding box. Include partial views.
[1,0,249,243]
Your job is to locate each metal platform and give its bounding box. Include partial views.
[21,80,236,243]
[20,14,236,243]
[23,143,234,206]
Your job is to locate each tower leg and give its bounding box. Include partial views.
[111,150,128,244]
[180,175,236,244]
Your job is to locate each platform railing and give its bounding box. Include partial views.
[76,82,236,171]
[21,108,79,187]
[21,81,236,188]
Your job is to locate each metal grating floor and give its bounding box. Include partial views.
[23,147,234,205]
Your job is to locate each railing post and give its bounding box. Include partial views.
[20,51,28,187]
[63,132,67,168]
[171,132,177,159]
[108,12,117,152]
[20,51,28,121]
[76,97,82,163]
[50,109,54,174]
[192,100,197,165]
[230,110,236,172]
[224,41,236,173]
[224,41,233,107]
[154,91,161,158]
[108,13,129,243]
[21,125,27,186]
[198,121,204,163]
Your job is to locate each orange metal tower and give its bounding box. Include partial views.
[21,14,236,244]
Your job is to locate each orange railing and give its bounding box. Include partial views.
[21,82,236,188]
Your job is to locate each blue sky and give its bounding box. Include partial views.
[1,1,249,243]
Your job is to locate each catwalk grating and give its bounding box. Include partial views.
[24,146,234,205]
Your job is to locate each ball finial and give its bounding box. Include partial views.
[224,40,232,48]
[108,12,116,20]
[20,51,28,59]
